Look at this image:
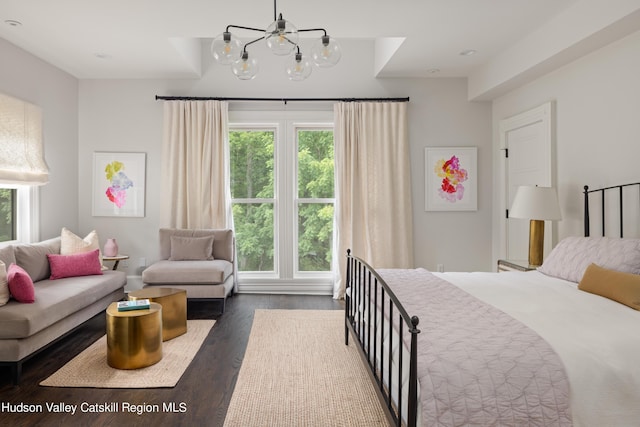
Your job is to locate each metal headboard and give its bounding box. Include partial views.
[584,182,640,237]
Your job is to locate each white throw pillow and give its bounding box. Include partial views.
[0,260,10,306]
[60,227,107,270]
[538,236,640,283]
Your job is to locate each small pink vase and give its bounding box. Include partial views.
[103,238,118,257]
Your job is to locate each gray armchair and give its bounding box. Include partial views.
[141,228,236,311]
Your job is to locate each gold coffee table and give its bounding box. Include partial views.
[128,287,187,341]
[106,302,163,369]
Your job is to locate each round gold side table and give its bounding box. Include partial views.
[128,287,187,341]
[106,302,163,369]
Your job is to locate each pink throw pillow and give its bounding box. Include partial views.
[7,264,35,303]
[47,249,104,280]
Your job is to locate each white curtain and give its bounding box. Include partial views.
[333,102,414,299]
[161,100,233,229]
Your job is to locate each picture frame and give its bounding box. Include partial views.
[92,152,146,217]
[425,146,477,211]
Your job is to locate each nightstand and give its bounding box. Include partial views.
[497,259,537,272]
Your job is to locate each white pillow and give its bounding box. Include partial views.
[0,260,9,306]
[538,236,640,283]
[60,227,107,270]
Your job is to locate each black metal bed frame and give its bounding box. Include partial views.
[343,182,639,427]
[584,182,640,237]
[344,249,420,427]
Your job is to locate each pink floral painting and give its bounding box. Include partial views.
[425,147,477,211]
[434,155,468,203]
[93,152,146,217]
[104,160,134,208]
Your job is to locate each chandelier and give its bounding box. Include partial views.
[210,1,341,81]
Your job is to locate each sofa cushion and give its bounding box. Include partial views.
[0,270,126,339]
[0,245,16,267]
[159,228,233,262]
[142,259,232,285]
[60,227,106,270]
[7,264,35,303]
[169,235,214,261]
[14,237,61,282]
[0,260,10,306]
[47,249,103,280]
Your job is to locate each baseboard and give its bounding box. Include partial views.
[238,282,333,295]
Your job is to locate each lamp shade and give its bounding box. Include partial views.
[509,186,562,220]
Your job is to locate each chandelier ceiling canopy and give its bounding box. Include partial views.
[211,0,341,81]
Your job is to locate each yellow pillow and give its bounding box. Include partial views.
[578,263,640,310]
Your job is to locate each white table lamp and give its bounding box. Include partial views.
[509,186,562,266]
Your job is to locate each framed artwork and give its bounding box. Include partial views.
[425,146,477,211]
[92,152,146,217]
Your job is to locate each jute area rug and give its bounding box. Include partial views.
[223,309,390,427]
[40,319,214,388]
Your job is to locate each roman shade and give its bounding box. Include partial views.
[0,93,49,185]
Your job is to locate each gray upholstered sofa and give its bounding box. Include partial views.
[141,228,236,311]
[0,237,126,384]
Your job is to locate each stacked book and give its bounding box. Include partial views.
[117,299,151,312]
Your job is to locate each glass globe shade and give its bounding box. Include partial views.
[285,53,312,81]
[211,32,242,65]
[231,52,259,80]
[311,35,341,67]
[265,16,298,56]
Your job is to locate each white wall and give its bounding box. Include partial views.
[78,40,493,288]
[492,29,640,261]
[0,38,79,240]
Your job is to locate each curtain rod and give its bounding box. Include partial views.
[155,95,409,104]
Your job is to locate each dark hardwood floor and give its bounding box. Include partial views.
[0,294,343,426]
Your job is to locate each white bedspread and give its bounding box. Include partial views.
[434,270,640,427]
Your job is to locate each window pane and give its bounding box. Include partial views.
[298,203,333,271]
[230,130,274,199]
[232,203,274,272]
[298,130,334,198]
[0,188,16,242]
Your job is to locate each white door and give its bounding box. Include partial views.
[499,102,554,262]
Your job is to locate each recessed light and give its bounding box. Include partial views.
[459,49,477,56]
[427,68,440,74]
[5,20,22,27]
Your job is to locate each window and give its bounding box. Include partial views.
[296,129,334,272]
[229,129,275,272]
[229,111,334,291]
[0,188,16,242]
[0,185,36,244]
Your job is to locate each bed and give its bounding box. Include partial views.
[344,182,640,427]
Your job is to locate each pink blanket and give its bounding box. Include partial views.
[377,268,572,426]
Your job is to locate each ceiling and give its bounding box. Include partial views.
[0,0,639,95]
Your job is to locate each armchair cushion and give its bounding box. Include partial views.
[159,228,233,262]
[142,259,232,285]
[169,235,214,261]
